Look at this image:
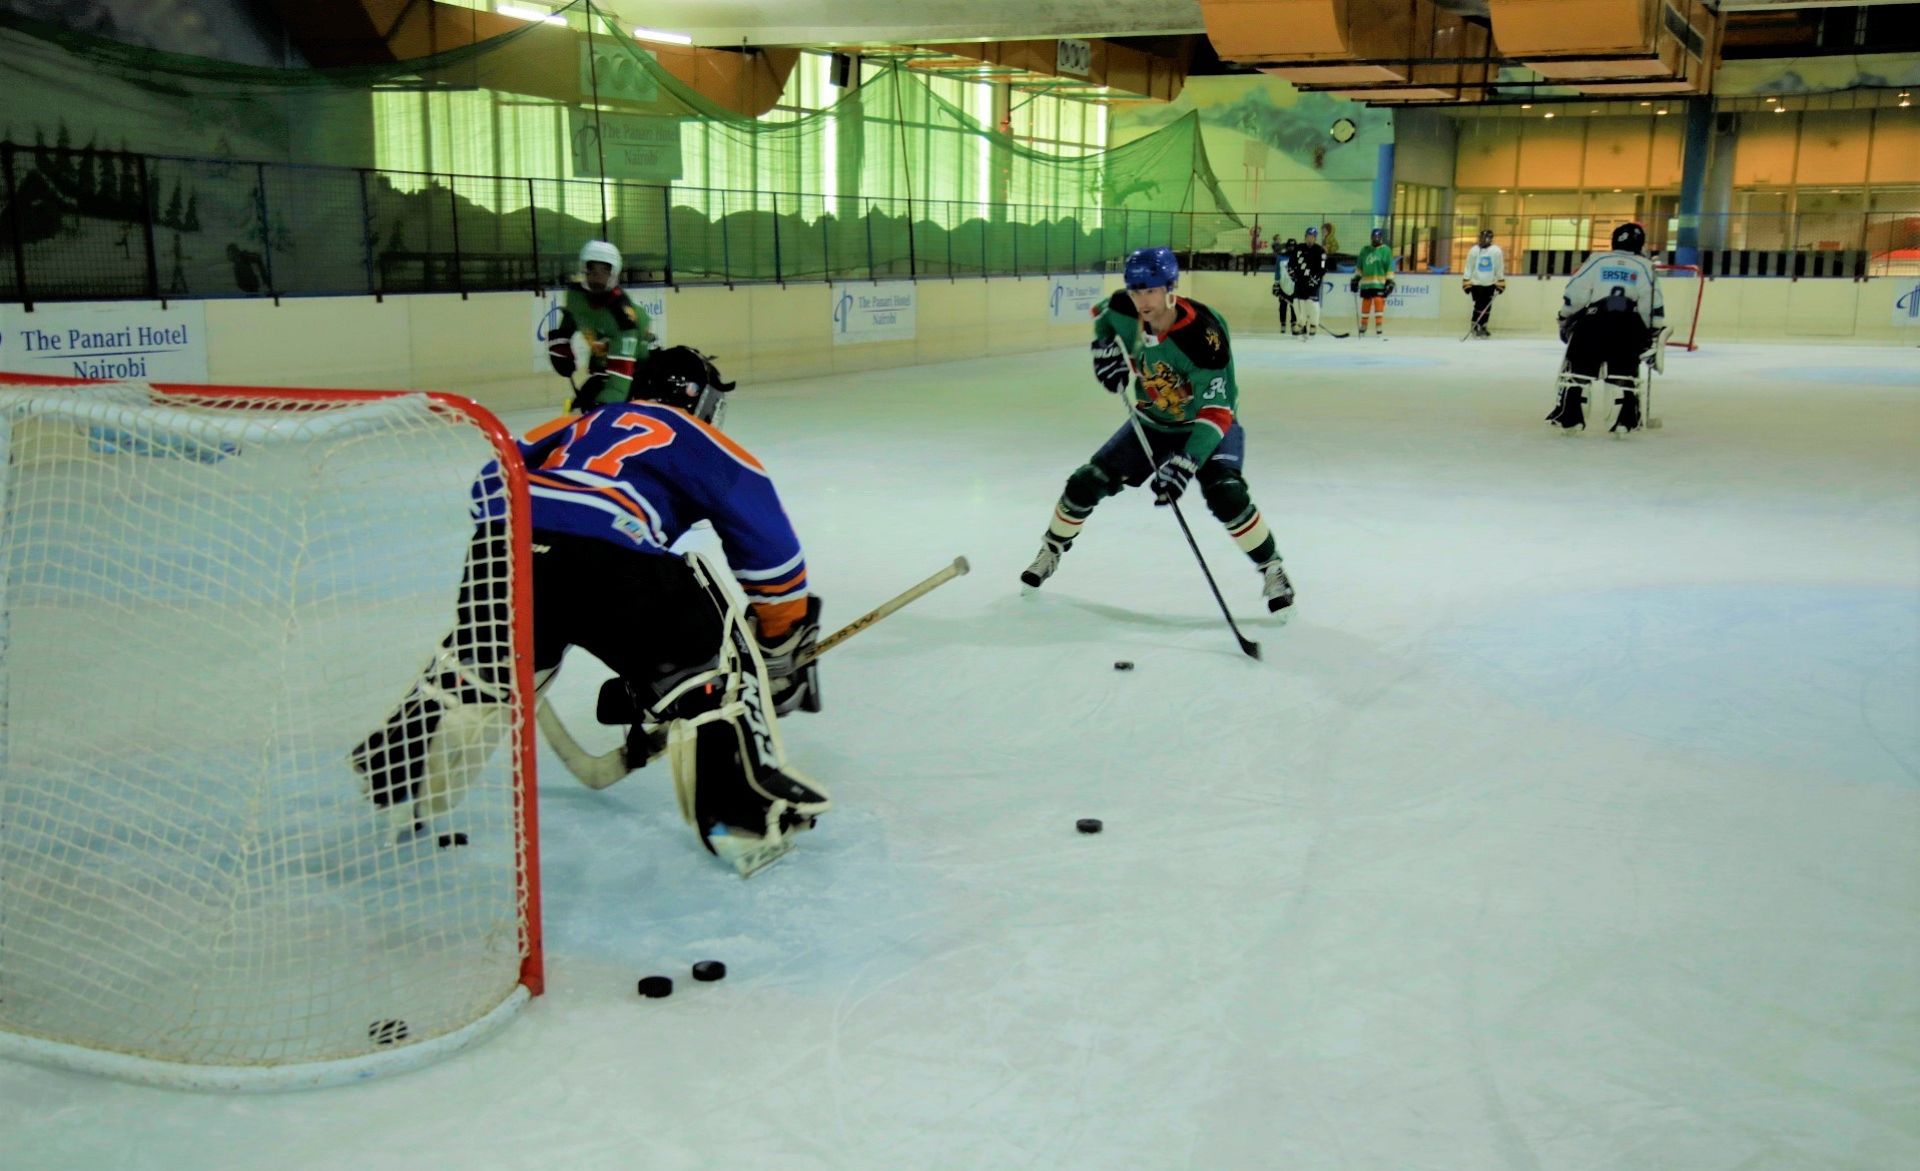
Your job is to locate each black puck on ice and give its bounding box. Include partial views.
[436,832,469,848]
[636,975,674,998]
[368,1019,410,1045]
[1076,818,1104,834]
[1113,661,1134,671]
[691,960,727,982]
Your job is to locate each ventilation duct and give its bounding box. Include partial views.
[1197,0,1496,103]
[1483,0,1720,95]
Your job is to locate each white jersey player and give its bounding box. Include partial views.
[1546,222,1666,434]
[1461,229,1505,337]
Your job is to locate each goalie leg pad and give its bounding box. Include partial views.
[352,649,511,819]
[1604,371,1644,433]
[1548,371,1592,430]
[661,553,832,874]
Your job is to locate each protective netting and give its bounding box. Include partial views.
[0,381,537,1089]
[0,2,1241,300]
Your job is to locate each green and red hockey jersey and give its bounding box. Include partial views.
[1091,292,1240,464]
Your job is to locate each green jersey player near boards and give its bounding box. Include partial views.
[1020,246,1295,616]
[1351,227,1396,337]
[546,239,653,413]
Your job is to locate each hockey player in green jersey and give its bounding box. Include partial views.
[546,240,652,412]
[1351,227,1395,337]
[1020,246,1295,615]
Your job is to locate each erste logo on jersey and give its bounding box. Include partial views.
[1138,360,1193,416]
[1599,267,1640,284]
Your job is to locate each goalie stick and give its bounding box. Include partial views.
[539,556,971,788]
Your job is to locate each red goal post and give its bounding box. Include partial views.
[0,373,542,1091]
[1657,264,1704,351]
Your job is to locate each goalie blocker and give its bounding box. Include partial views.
[353,531,829,876]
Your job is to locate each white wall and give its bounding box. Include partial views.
[1182,272,1920,347]
[13,273,1906,419]
[197,280,1098,418]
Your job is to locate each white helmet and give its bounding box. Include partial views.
[579,239,621,273]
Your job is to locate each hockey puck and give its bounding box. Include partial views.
[691,960,727,983]
[1076,818,1103,834]
[436,832,468,848]
[1113,661,1134,671]
[368,1019,410,1045]
[636,975,674,999]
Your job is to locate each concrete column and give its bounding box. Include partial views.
[1703,108,1739,253]
[1676,96,1713,265]
[1373,143,1396,228]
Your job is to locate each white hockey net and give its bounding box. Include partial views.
[1657,264,1704,351]
[0,377,540,1090]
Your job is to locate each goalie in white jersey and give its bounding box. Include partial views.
[1547,222,1666,433]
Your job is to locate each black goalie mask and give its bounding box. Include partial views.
[635,345,737,426]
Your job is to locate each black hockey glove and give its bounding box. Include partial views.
[570,372,609,413]
[1152,454,1198,506]
[1091,337,1130,395]
[547,339,576,378]
[1557,316,1575,344]
[757,596,823,716]
[1385,279,1396,296]
[1348,274,1360,293]
[1270,281,1284,297]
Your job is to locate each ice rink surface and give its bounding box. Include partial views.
[3,335,1916,1171]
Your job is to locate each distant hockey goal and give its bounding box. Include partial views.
[0,375,541,1091]
[1658,264,1704,351]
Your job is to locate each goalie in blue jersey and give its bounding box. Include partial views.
[352,345,830,876]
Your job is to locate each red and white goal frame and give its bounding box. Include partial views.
[1657,264,1704,351]
[0,373,541,1091]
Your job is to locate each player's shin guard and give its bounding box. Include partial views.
[664,552,830,876]
[351,649,511,829]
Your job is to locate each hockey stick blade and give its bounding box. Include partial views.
[539,556,972,788]
[536,696,629,789]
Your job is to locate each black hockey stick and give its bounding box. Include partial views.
[1316,288,1349,338]
[1112,329,1261,661]
[1461,300,1489,341]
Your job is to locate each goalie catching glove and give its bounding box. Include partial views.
[1091,337,1130,395]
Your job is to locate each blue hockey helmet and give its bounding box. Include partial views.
[1123,246,1179,290]
[1305,225,1319,238]
[1370,227,1385,243]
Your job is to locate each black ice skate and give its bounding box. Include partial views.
[1260,559,1295,616]
[1020,535,1072,589]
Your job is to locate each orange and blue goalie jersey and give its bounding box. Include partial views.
[512,402,808,634]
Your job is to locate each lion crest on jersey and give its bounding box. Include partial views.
[1138,361,1192,416]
